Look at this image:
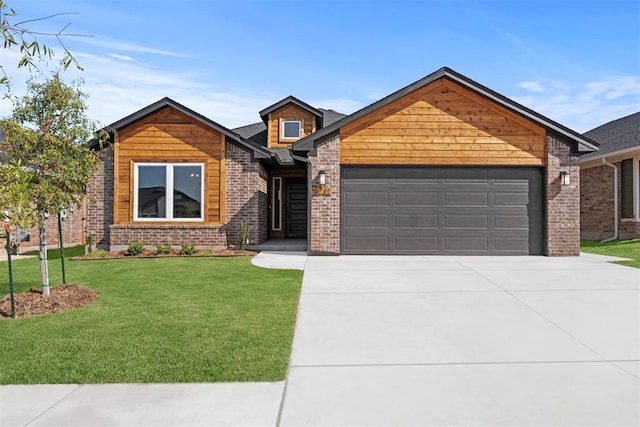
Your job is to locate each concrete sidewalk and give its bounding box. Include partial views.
[1,383,284,427]
[1,252,638,426]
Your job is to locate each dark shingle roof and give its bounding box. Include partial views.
[319,108,347,126]
[233,122,267,147]
[581,112,640,160]
[259,96,323,123]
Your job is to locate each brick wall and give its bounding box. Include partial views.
[308,134,340,254]
[581,163,640,240]
[86,146,114,249]
[6,206,83,252]
[109,224,226,249]
[225,142,268,247]
[580,165,615,240]
[546,134,581,256]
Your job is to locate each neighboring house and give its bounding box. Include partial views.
[0,128,84,252]
[580,112,640,240]
[86,67,598,256]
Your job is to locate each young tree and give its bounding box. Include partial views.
[0,74,104,295]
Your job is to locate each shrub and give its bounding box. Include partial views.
[179,243,197,256]
[240,221,249,250]
[127,241,145,256]
[155,243,172,255]
[89,249,110,258]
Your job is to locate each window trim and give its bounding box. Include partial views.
[281,120,302,140]
[133,162,205,222]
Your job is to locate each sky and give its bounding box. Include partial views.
[1,0,639,133]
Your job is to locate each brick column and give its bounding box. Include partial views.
[546,134,580,256]
[86,146,114,249]
[308,134,340,255]
[225,143,268,247]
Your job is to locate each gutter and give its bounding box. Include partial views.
[601,157,619,242]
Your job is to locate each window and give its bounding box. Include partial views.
[134,163,204,221]
[282,120,301,139]
[621,159,633,218]
[272,177,282,231]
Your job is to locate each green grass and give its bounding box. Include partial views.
[0,247,302,384]
[581,239,640,269]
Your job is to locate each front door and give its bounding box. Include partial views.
[285,178,307,238]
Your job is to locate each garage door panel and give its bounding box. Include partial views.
[344,214,388,228]
[494,215,530,230]
[444,168,489,182]
[444,193,489,207]
[394,168,439,183]
[494,192,530,206]
[444,215,488,229]
[393,214,438,229]
[344,237,390,252]
[394,237,438,251]
[394,192,439,206]
[444,237,489,252]
[495,237,530,252]
[341,166,543,255]
[344,192,389,206]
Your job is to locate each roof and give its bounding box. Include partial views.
[259,96,323,124]
[581,112,640,160]
[90,97,272,159]
[292,67,600,154]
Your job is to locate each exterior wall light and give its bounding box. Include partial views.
[560,171,571,186]
[318,170,327,186]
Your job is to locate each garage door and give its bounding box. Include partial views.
[341,166,543,255]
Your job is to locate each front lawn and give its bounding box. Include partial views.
[581,239,640,269]
[0,248,302,384]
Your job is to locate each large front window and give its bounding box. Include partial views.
[134,163,204,221]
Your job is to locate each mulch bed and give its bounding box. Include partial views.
[0,285,99,318]
[70,248,258,260]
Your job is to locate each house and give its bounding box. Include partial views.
[580,112,640,240]
[0,128,84,253]
[86,67,598,256]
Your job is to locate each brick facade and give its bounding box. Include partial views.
[86,146,114,249]
[308,134,340,254]
[109,224,226,250]
[580,165,615,240]
[546,134,581,256]
[225,142,268,248]
[581,163,640,240]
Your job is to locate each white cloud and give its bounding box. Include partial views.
[76,37,189,58]
[517,81,546,93]
[512,75,640,133]
[107,53,135,62]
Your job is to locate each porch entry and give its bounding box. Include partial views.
[270,176,307,238]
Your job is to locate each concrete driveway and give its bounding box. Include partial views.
[279,254,640,426]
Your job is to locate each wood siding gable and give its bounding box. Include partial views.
[267,104,317,148]
[114,106,225,224]
[340,78,547,165]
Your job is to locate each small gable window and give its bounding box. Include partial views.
[282,120,302,139]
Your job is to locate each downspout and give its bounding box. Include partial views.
[601,157,619,242]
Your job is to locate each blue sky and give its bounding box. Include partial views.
[1,0,638,132]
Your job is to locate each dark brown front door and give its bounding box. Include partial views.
[286,178,307,238]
